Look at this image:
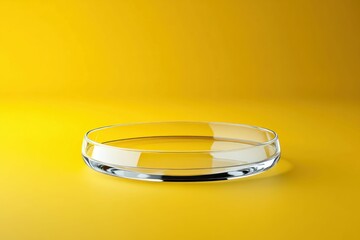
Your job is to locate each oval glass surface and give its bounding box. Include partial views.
[82,122,280,182]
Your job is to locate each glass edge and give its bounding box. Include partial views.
[82,121,280,154]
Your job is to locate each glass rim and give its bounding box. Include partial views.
[83,121,279,154]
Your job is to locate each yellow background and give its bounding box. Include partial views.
[0,0,359,239]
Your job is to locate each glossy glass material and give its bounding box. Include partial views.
[82,122,280,182]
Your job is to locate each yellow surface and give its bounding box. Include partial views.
[0,0,359,239]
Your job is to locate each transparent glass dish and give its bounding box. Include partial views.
[82,122,280,182]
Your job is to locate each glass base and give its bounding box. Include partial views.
[83,154,280,182]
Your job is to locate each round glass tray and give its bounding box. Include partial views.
[82,122,280,182]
